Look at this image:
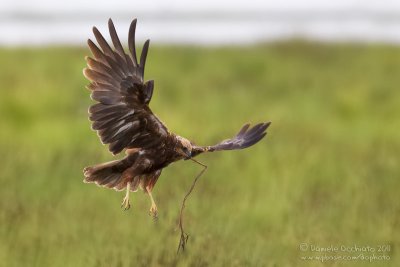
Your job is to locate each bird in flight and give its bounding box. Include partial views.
[83,19,271,218]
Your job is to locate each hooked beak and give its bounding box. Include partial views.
[183,150,192,160]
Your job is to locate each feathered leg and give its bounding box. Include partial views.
[119,158,153,211]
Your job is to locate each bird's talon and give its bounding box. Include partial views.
[149,206,158,219]
[121,197,131,210]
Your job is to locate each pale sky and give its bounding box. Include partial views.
[2,0,400,13]
[1,0,400,45]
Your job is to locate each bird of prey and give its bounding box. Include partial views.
[83,19,271,218]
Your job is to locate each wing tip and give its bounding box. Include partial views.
[129,19,138,35]
[260,121,271,132]
[237,123,251,136]
[85,83,94,91]
[92,26,99,35]
[251,121,271,132]
[83,68,90,80]
[108,18,116,35]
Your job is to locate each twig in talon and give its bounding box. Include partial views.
[177,158,208,253]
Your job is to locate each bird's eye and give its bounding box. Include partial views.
[182,147,191,158]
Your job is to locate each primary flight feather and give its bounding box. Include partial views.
[83,18,271,216]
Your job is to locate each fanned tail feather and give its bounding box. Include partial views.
[83,159,126,191]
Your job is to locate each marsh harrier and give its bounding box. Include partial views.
[83,19,271,218]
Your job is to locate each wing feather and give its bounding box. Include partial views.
[84,19,168,154]
[87,39,108,65]
[209,122,271,151]
[108,19,125,59]
[128,19,138,66]
[84,69,119,86]
[139,39,150,77]
[89,107,132,122]
[91,90,122,105]
[89,103,125,114]
[93,27,115,59]
[86,56,121,79]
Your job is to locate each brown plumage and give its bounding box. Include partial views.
[83,18,271,217]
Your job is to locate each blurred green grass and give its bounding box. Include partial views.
[0,42,399,266]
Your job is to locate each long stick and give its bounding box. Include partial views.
[177,158,208,253]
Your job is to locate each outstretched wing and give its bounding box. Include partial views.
[208,122,271,151]
[84,18,169,155]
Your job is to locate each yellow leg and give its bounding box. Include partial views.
[146,186,158,219]
[121,182,131,210]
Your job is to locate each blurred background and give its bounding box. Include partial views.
[1,0,399,266]
[2,0,400,45]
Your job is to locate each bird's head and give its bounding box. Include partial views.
[176,135,193,159]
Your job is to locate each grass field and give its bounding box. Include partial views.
[0,42,399,266]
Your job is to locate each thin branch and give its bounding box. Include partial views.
[177,157,208,253]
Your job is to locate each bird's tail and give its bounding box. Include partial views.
[83,159,127,191]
